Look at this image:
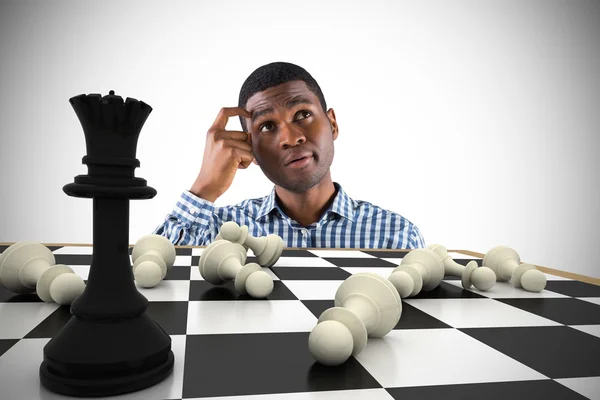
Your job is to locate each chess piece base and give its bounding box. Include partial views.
[39,311,174,398]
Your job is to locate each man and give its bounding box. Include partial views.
[153,61,425,249]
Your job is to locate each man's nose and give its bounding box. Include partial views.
[279,123,306,148]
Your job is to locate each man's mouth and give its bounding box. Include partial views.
[284,152,313,166]
[286,155,313,168]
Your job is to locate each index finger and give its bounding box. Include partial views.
[210,107,252,132]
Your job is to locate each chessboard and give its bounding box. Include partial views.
[1,244,599,400]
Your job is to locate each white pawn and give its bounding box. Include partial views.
[387,248,445,298]
[482,246,547,292]
[131,234,177,288]
[199,239,274,298]
[308,272,401,366]
[217,221,284,268]
[0,242,85,305]
[428,244,496,291]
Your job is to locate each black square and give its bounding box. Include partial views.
[25,306,73,338]
[281,249,318,257]
[191,255,200,266]
[302,299,334,319]
[146,301,188,335]
[394,301,452,329]
[189,280,298,301]
[460,325,600,379]
[544,280,600,297]
[323,257,398,268]
[164,266,191,280]
[413,281,486,299]
[182,332,381,398]
[0,284,41,302]
[497,298,600,325]
[271,266,352,280]
[175,247,192,256]
[0,339,19,358]
[387,379,589,400]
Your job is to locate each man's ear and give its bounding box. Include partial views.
[327,108,339,140]
[247,132,259,165]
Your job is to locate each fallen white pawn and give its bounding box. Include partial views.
[0,241,85,305]
[131,234,176,288]
[387,248,445,298]
[308,272,402,366]
[482,246,547,292]
[428,244,496,291]
[199,239,274,299]
[217,221,284,268]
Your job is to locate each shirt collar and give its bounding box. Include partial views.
[255,182,356,222]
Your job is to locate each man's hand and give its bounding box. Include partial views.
[190,107,254,202]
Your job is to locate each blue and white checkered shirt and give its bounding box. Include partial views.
[153,182,426,249]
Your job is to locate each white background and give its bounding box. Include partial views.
[0,0,598,278]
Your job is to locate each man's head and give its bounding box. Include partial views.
[238,62,338,193]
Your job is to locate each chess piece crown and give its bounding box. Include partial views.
[64,90,156,198]
[69,90,151,161]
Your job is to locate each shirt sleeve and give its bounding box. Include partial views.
[408,224,426,249]
[152,190,219,246]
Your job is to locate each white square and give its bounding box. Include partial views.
[404,298,562,328]
[556,376,600,400]
[52,246,93,255]
[308,250,375,258]
[186,300,317,334]
[579,297,600,306]
[0,303,59,339]
[570,325,600,339]
[191,247,205,256]
[0,335,187,400]
[174,255,192,266]
[445,280,569,299]
[272,256,338,268]
[282,280,344,300]
[69,265,90,280]
[356,329,547,388]
[134,280,190,302]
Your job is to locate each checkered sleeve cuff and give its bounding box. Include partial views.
[170,190,216,226]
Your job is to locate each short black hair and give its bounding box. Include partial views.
[238,61,327,132]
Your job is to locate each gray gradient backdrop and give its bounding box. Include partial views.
[0,0,599,278]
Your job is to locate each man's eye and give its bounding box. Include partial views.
[259,122,274,132]
[297,111,312,119]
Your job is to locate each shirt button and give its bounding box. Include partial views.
[189,207,196,214]
[301,229,308,235]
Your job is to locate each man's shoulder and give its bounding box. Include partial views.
[352,199,416,226]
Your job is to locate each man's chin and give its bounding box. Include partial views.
[278,177,321,194]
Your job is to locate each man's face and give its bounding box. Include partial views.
[244,80,338,193]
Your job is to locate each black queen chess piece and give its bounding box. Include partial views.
[39,91,174,397]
